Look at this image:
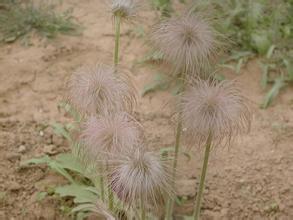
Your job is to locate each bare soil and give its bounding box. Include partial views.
[0,0,292,219]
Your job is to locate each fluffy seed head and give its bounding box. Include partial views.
[81,112,140,159]
[109,147,172,208]
[66,64,136,115]
[181,79,251,147]
[111,0,139,20]
[151,13,220,75]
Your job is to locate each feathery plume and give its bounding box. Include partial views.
[81,112,141,159]
[151,13,220,76]
[109,147,172,208]
[181,79,251,147]
[111,0,139,21]
[66,64,136,115]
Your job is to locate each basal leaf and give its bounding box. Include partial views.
[55,153,85,175]
[261,78,286,109]
[260,61,269,89]
[251,31,271,55]
[51,122,72,141]
[55,184,98,204]
[142,73,169,96]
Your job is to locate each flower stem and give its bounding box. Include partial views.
[108,185,114,211]
[141,197,146,220]
[114,15,121,66]
[193,133,212,220]
[100,176,105,202]
[165,120,183,220]
[98,166,105,202]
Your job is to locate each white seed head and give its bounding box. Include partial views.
[66,64,136,116]
[151,13,220,76]
[109,147,172,208]
[181,79,251,147]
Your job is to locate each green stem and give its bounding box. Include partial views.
[165,120,183,220]
[108,185,114,211]
[106,162,114,211]
[193,134,213,220]
[114,15,121,66]
[99,166,105,202]
[141,197,146,220]
[100,176,105,201]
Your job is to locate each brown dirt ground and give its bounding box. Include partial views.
[0,0,292,219]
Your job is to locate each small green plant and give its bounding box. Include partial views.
[151,0,173,17]
[0,0,78,43]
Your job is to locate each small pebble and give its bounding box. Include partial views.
[17,145,26,153]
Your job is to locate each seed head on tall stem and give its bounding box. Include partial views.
[151,13,221,76]
[181,78,251,220]
[66,64,136,116]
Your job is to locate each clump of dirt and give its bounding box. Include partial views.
[0,0,292,219]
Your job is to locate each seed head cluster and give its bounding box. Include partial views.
[64,2,251,218]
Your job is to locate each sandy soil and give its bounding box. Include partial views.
[0,0,292,219]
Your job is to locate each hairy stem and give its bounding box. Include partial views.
[114,15,121,66]
[108,185,114,211]
[100,176,105,201]
[193,133,212,220]
[98,166,105,202]
[141,197,146,220]
[165,120,183,220]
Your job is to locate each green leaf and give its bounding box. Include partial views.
[247,1,264,28]
[55,153,85,175]
[21,155,51,165]
[223,51,253,63]
[51,122,71,141]
[251,31,271,55]
[260,62,269,89]
[49,162,75,183]
[71,203,97,213]
[142,73,169,96]
[171,80,184,95]
[266,45,276,59]
[261,78,286,109]
[183,216,193,220]
[283,59,293,81]
[36,192,48,201]
[131,25,145,38]
[137,50,164,64]
[22,155,76,183]
[235,58,244,74]
[214,73,226,81]
[58,102,81,122]
[55,184,98,204]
